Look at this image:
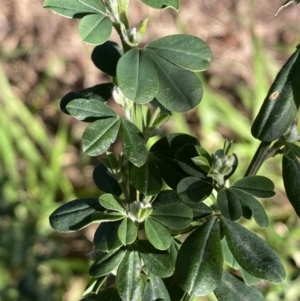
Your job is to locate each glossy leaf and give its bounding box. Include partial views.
[141,0,179,10]
[120,120,148,167]
[232,175,275,198]
[82,117,120,156]
[44,0,99,18]
[282,155,300,217]
[146,50,203,112]
[93,163,122,196]
[116,248,143,301]
[230,188,269,228]
[99,194,126,214]
[146,34,211,72]
[61,83,113,115]
[66,98,117,121]
[131,156,162,195]
[117,49,159,104]
[251,46,300,141]
[214,271,264,301]
[217,188,242,221]
[241,268,260,286]
[92,41,123,76]
[89,248,126,277]
[143,273,171,301]
[82,288,122,301]
[83,276,107,296]
[187,202,213,219]
[50,198,103,232]
[145,218,172,250]
[79,14,112,45]
[177,176,213,203]
[285,142,300,160]
[152,190,183,209]
[118,217,137,245]
[78,0,106,13]
[175,217,223,295]
[222,218,286,283]
[94,221,122,252]
[221,238,240,269]
[150,203,193,230]
[137,240,174,278]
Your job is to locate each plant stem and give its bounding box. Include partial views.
[244,141,271,176]
[181,292,194,301]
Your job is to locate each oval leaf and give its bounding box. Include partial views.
[150,203,193,230]
[141,0,179,10]
[78,0,106,13]
[214,271,264,301]
[49,198,102,232]
[146,34,211,72]
[145,50,203,112]
[66,98,117,121]
[82,117,120,156]
[232,175,275,198]
[116,248,143,301]
[92,41,123,76]
[79,14,112,45]
[92,212,125,222]
[282,155,300,217]
[94,221,122,252]
[118,217,137,245]
[217,188,242,221]
[99,194,126,214]
[131,156,162,196]
[143,273,171,301]
[121,120,148,167]
[89,249,126,277]
[177,176,213,203]
[137,240,174,278]
[175,217,223,296]
[117,49,159,104]
[145,218,172,250]
[222,218,286,283]
[251,46,300,141]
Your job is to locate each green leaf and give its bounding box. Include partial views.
[175,217,223,296]
[93,163,122,196]
[145,218,172,250]
[187,202,213,220]
[146,34,211,72]
[99,194,126,214]
[143,273,171,301]
[282,155,300,217]
[66,99,117,121]
[222,218,286,283]
[92,41,123,77]
[61,83,113,115]
[81,288,122,301]
[89,248,126,277]
[92,212,125,222]
[221,238,240,269]
[214,271,264,301]
[241,268,260,286]
[131,156,162,196]
[150,203,193,230]
[163,276,184,301]
[230,188,269,228]
[251,46,300,141]
[177,176,213,203]
[82,117,120,156]
[83,276,107,296]
[232,175,275,198]
[137,240,174,278]
[152,190,183,209]
[116,248,143,301]
[44,0,99,18]
[79,14,112,45]
[117,49,159,104]
[120,120,148,167]
[217,188,242,221]
[78,0,106,13]
[118,217,137,245]
[141,0,179,10]
[176,144,209,177]
[50,198,103,232]
[145,50,203,112]
[94,221,122,252]
[285,142,300,160]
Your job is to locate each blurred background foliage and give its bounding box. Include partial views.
[1,0,300,300]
